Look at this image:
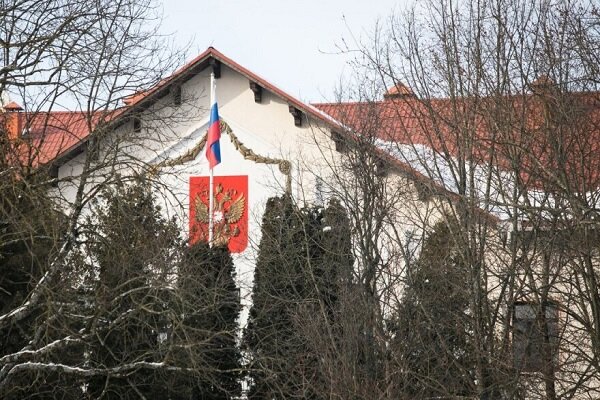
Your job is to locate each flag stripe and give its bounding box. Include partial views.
[206,101,221,168]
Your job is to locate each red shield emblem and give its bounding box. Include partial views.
[189,175,248,253]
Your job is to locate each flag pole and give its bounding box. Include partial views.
[208,72,215,247]
[209,166,214,246]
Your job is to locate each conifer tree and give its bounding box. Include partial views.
[1,168,243,398]
[168,241,242,400]
[244,196,353,399]
[390,220,476,399]
[318,198,354,314]
[0,148,80,398]
[0,176,51,368]
[86,179,179,399]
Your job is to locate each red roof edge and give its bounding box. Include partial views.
[124,47,342,131]
[36,47,496,223]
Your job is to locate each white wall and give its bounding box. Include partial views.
[55,62,346,326]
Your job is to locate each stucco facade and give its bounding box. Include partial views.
[14,47,597,399]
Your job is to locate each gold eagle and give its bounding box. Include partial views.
[194,184,245,224]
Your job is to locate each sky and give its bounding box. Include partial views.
[160,0,413,104]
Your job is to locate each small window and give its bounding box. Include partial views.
[331,131,347,153]
[513,301,559,372]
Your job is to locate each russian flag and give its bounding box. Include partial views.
[206,83,221,169]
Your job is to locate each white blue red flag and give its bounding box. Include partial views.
[206,82,221,169]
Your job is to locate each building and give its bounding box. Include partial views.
[2,47,600,399]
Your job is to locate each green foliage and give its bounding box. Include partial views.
[0,174,59,351]
[81,179,242,400]
[390,220,476,399]
[86,179,180,399]
[0,170,244,399]
[168,241,242,400]
[0,167,78,399]
[244,196,353,400]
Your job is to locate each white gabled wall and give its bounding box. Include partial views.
[53,60,445,328]
[54,62,345,326]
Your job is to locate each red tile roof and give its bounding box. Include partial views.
[314,92,600,192]
[26,111,99,165]
[0,47,501,222]
[3,110,110,169]
[10,46,593,215]
[5,47,341,169]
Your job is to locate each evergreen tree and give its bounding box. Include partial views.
[244,196,353,399]
[317,199,354,316]
[0,176,50,368]
[168,242,242,400]
[390,220,475,399]
[86,179,179,399]
[0,147,81,398]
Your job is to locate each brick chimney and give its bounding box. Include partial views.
[530,75,556,96]
[530,75,559,124]
[2,101,24,140]
[384,82,414,100]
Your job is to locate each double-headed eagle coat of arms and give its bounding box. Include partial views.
[189,176,248,252]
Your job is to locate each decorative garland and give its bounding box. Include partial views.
[148,120,292,193]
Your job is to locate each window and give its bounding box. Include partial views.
[513,301,559,372]
[331,131,347,153]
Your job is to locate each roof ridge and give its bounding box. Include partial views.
[312,100,387,106]
[23,110,103,115]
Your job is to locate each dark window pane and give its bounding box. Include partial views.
[513,302,559,373]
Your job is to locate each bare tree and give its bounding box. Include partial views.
[0,1,238,397]
[299,0,600,399]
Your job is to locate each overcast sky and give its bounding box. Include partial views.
[160,0,413,104]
